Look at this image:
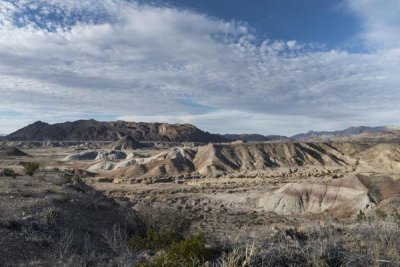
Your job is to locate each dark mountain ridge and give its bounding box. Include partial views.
[4,120,227,142]
[4,121,400,143]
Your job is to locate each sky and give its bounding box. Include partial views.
[0,0,400,135]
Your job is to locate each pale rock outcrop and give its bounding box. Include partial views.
[95,150,126,160]
[87,161,117,173]
[258,175,400,215]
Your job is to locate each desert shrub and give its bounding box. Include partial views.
[103,224,134,266]
[155,233,213,267]
[237,220,400,267]
[22,162,40,176]
[218,243,256,267]
[131,227,182,252]
[356,210,367,222]
[60,193,72,202]
[138,206,190,234]
[351,221,400,265]
[391,209,400,226]
[135,233,213,267]
[62,172,74,183]
[70,175,94,194]
[376,209,388,220]
[131,207,214,266]
[131,206,190,252]
[44,206,60,224]
[1,168,17,178]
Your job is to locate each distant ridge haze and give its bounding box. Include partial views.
[291,126,400,141]
[221,134,289,142]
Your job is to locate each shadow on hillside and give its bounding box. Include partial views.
[0,168,143,266]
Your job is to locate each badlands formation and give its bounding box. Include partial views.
[3,131,400,217]
[55,140,400,217]
[2,122,400,265]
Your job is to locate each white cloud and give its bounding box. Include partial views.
[345,0,400,49]
[0,0,399,135]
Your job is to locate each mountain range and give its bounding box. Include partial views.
[221,134,289,142]
[291,126,400,141]
[3,120,226,142]
[2,120,400,143]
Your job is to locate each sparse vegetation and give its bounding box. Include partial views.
[62,171,74,183]
[130,207,215,266]
[376,209,388,220]
[3,138,400,266]
[129,214,400,266]
[103,224,134,266]
[43,206,60,224]
[218,219,400,267]
[22,162,40,176]
[356,210,367,222]
[1,168,17,178]
[391,208,400,226]
[218,243,256,267]
[131,207,189,251]
[60,192,72,202]
[154,233,213,266]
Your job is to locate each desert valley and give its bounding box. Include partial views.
[2,120,400,266]
[2,0,400,265]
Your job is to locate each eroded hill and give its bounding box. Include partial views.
[93,142,369,182]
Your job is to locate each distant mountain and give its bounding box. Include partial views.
[221,134,289,142]
[4,120,227,142]
[5,121,400,143]
[291,126,400,141]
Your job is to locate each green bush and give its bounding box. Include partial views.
[1,168,17,178]
[134,233,213,267]
[131,206,190,252]
[131,227,182,252]
[23,162,40,176]
[131,207,213,266]
[156,233,213,266]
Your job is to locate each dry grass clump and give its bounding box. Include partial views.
[103,224,135,266]
[43,206,60,224]
[223,212,400,267]
[44,229,98,267]
[218,243,256,267]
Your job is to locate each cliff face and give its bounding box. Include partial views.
[4,120,227,142]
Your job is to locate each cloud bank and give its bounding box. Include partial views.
[0,0,399,135]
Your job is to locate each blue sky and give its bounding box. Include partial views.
[150,0,361,49]
[0,0,400,135]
